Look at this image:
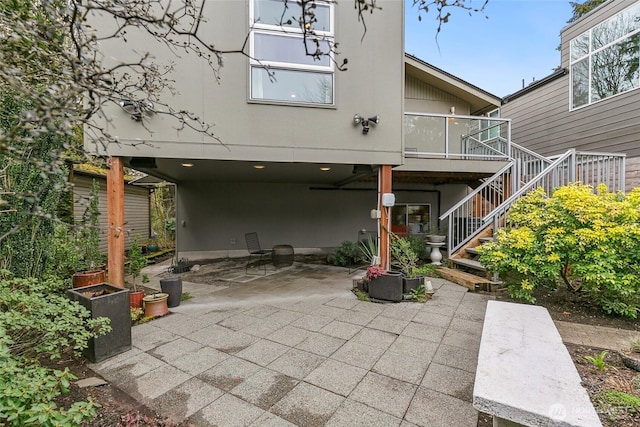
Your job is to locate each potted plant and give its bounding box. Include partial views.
[389,235,422,293]
[72,179,106,288]
[127,235,146,308]
[142,292,169,318]
[365,265,403,302]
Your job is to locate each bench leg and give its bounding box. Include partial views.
[493,417,524,427]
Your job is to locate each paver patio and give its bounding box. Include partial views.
[90,261,493,426]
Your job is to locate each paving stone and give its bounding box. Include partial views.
[441,329,482,351]
[439,283,469,293]
[198,307,244,324]
[304,358,368,396]
[335,309,378,326]
[100,352,165,383]
[319,320,363,340]
[429,295,462,307]
[248,412,297,427]
[330,340,386,370]
[239,318,289,338]
[186,324,257,354]
[243,304,282,319]
[448,317,484,335]
[351,300,386,315]
[432,343,478,373]
[197,356,262,391]
[268,348,327,379]
[381,304,420,321]
[411,311,452,328]
[132,323,180,352]
[235,339,290,366]
[151,313,213,336]
[126,364,191,402]
[405,388,478,427]
[148,337,202,363]
[76,377,107,388]
[151,377,223,421]
[401,322,447,343]
[217,313,260,331]
[387,335,439,361]
[169,346,229,376]
[421,362,475,402]
[266,309,305,325]
[325,297,359,309]
[367,315,410,335]
[325,399,402,426]
[267,325,313,346]
[296,333,346,357]
[192,393,264,426]
[372,350,430,384]
[292,314,334,332]
[88,347,141,372]
[349,371,417,418]
[350,328,398,349]
[271,382,344,427]
[231,368,298,409]
[311,304,349,319]
[419,302,458,316]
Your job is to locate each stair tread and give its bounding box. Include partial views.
[478,237,494,243]
[452,258,486,271]
[465,247,480,255]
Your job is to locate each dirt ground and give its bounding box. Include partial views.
[55,262,640,427]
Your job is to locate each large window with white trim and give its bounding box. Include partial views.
[570,2,640,109]
[250,0,335,105]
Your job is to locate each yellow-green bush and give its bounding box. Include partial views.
[479,183,640,318]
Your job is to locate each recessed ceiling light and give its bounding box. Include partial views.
[181,163,194,167]
[253,165,265,169]
[320,167,331,171]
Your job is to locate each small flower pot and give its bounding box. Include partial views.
[129,290,144,309]
[143,293,169,318]
[72,269,106,288]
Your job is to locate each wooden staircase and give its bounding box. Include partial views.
[440,235,503,292]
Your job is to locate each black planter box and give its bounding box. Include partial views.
[403,277,423,294]
[67,283,131,363]
[160,277,183,308]
[368,272,403,302]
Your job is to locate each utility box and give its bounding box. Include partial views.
[67,283,131,363]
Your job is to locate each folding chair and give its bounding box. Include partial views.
[245,232,273,274]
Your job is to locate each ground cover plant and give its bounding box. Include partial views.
[479,183,640,318]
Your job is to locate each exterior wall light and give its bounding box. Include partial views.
[119,98,154,122]
[353,114,380,134]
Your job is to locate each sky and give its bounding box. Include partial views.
[404,0,575,97]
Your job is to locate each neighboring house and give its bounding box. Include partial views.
[86,0,625,285]
[501,0,640,190]
[71,168,151,252]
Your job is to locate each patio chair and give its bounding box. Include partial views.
[245,232,273,274]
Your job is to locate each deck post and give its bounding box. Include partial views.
[107,157,125,288]
[379,165,392,270]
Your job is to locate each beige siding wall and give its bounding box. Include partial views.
[626,156,640,190]
[72,174,150,252]
[502,0,640,168]
[88,0,405,166]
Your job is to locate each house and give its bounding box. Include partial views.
[71,167,151,252]
[86,0,625,287]
[501,0,640,190]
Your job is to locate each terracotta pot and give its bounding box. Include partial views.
[143,293,169,318]
[72,270,106,288]
[130,290,144,308]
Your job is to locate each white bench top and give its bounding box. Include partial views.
[473,301,602,427]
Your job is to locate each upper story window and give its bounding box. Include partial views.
[570,2,640,109]
[250,0,335,105]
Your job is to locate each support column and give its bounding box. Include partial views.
[379,165,392,270]
[107,157,125,288]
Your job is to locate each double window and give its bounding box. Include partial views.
[570,2,640,109]
[250,0,335,105]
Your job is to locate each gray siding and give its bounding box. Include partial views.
[72,174,150,252]
[626,156,640,190]
[87,0,405,166]
[405,74,469,115]
[502,0,640,173]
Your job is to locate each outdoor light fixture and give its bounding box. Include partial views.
[119,98,154,122]
[353,114,380,134]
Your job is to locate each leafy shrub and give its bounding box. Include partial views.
[390,235,419,277]
[479,183,640,318]
[365,265,386,282]
[329,241,365,267]
[406,235,428,260]
[0,271,110,425]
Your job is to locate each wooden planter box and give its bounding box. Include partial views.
[67,283,131,363]
[368,271,403,302]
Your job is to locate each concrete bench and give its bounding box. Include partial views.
[473,301,602,427]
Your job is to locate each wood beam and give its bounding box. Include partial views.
[379,165,392,270]
[107,157,125,287]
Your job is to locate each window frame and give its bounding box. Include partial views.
[569,2,640,110]
[249,0,336,106]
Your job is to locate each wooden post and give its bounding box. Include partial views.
[379,165,392,270]
[107,157,125,288]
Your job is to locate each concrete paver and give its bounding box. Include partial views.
[90,260,639,426]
